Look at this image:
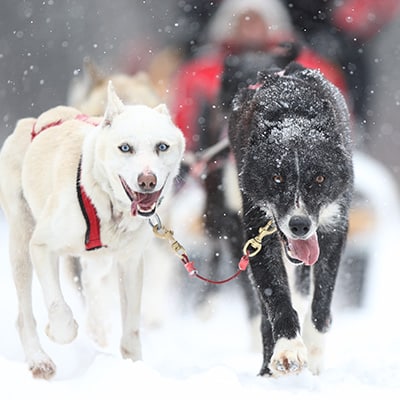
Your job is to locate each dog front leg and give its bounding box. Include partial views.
[303,232,344,375]
[250,244,307,377]
[30,236,78,345]
[81,255,114,347]
[118,256,144,361]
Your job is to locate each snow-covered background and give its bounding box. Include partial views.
[1,0,400,398]
[1,150,400,398]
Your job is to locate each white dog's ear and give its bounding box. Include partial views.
[153,103,170,116]
[102,81,124,127]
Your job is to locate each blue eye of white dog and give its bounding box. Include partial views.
[119,143,133,153]
[157,143,169,152]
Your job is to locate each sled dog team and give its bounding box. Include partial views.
[0,63,353,379]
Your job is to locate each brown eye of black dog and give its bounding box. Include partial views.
[315,175,325,184]
[273,175,284,184]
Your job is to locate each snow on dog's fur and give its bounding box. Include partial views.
[0,83,185,379]
[228,63,353,376]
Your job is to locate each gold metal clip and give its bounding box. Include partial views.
[151,216,187,259]
[242,220,277,257]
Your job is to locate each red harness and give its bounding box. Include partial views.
[76,159,103,250]
[31,114,104,250]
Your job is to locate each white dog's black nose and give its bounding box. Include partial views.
[138,172,157,191]
[289,215,311,237]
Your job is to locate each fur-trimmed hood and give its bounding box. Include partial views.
[206,0,294,45]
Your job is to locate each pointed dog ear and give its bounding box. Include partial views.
[153,103,170,116]
[83,58,105,88]
[102,81,124,127]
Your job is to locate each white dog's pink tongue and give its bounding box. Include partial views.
[288,233,320,266]
[131,201,139,216]
[130,191,161,216]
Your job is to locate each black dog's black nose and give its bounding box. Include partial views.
[289,215,311,237]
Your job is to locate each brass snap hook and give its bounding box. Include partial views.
[242,220,277,257]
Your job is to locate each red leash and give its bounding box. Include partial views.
[180,251,249,285]
[149,213,249,284]
[149,213,276,285]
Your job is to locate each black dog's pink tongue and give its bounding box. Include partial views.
[288,233,320,266]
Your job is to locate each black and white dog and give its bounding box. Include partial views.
[228,63,353,376]
[196,46,299,323]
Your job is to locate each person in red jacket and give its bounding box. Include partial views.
[169,0,348,152]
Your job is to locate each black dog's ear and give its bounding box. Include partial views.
[256,70,282,87]
[283,62,306,76]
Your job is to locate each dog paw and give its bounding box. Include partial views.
[302,322,326,375]
[46,303,78,344]
[120,330,142,361]
[29,354,56,380]
[307,344,324,375]
[86,317,109,348]
[46,318,78,344]
[269,336,308,377]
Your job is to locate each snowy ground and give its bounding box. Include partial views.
[1,152,400,399]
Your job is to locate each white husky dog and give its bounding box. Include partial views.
[0,83,185,379]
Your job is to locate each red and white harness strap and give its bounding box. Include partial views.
[76,158,104,250]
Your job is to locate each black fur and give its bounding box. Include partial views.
[196,47,299,319]
[220,42,300,113]
[228,63,353,375]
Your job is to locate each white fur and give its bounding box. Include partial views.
[0,85,185,379]
[269,335,308,376]
[319,200,342,230]
[222,158,242,212]
[283,255,325,376]
[207,0,293,44]
[68,73,179,330]
[275,204,318,242]
[302,311,326,375]
[284,257,310,326]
